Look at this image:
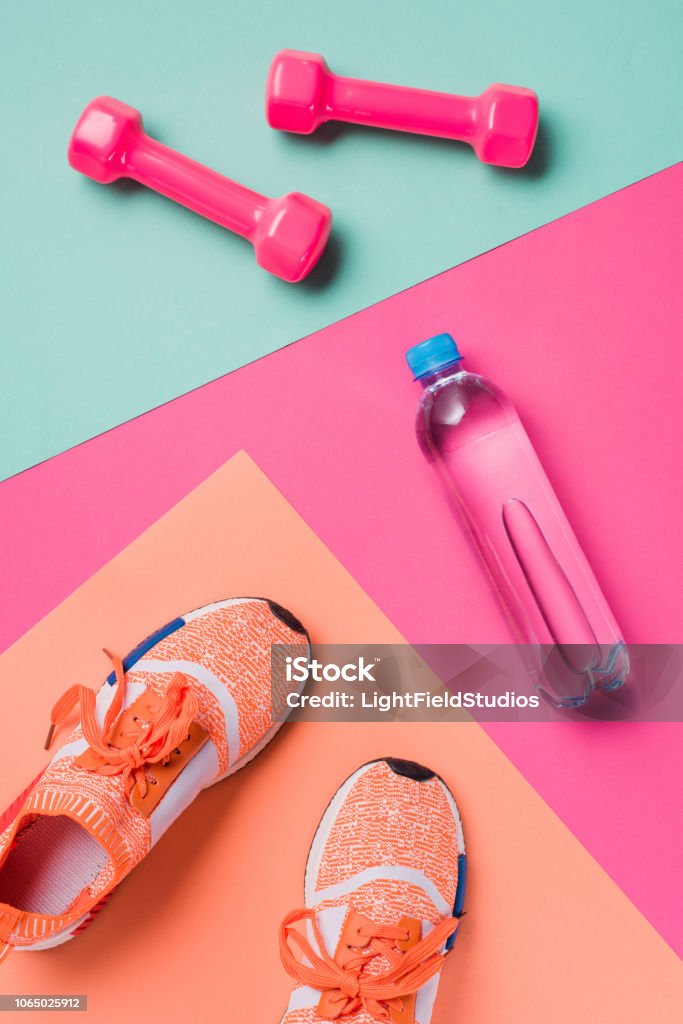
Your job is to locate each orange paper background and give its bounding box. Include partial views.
[0,453,679,1022]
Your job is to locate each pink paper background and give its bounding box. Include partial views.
[2,164,682,951]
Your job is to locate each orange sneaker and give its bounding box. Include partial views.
[279,757,467,1023]
[0,597,309,962]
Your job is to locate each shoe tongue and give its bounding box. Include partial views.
[314,908,420,1024]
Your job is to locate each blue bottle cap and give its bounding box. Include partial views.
[406,333,463,380]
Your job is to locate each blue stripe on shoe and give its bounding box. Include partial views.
[445,853,467,950]
[105,617,186,685]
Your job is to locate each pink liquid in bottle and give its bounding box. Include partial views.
[407,333,629,707]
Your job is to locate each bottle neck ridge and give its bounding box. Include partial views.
[418,359,466,388]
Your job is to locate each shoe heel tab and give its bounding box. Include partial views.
[0,905,22,949]
[383,758,436,782]
[266,601,308,636]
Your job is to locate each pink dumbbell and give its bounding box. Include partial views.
[68,96,332,283]
[266,51,539,169]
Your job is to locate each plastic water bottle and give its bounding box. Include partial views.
[406,333,629,707]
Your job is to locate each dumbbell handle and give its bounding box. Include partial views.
[122,131,266,240]
[322,73,478,141]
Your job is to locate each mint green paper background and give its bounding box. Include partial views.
[1,0,681,479]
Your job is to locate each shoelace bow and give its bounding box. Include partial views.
[280,907,459,1021]
[44,649,198,802]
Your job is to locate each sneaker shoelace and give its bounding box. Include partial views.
[280,907,459,1021]
[44,649,198,803]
